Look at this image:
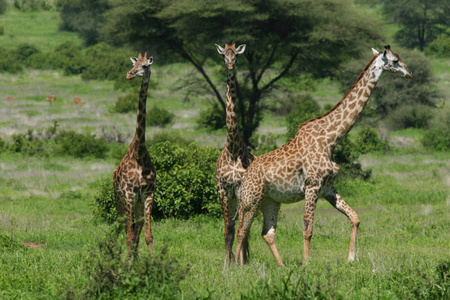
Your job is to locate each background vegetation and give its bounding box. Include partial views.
[0,0,448,298]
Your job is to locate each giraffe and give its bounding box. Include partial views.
[234,45,412,266]
[113,51,156,257]
[214,42,255,264]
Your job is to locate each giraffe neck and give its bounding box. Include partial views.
[225,68,242,157]
[317,54,383,148]
[133,70,151,160]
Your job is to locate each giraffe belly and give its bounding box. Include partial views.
[266,174,306,203]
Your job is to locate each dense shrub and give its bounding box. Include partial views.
[54,131,108,158]
[113,92,138,113]
[0,47,23,73]
[15,43,40,61]
[353,126,389,154]
[333,135,372,181]
[285,96,321,139]
[250,133,279,156]
[425,33,450,58]
[149,141,221,219]
[0,25,4,35]
[197,103,225,131]
[13,0,53,11]
[149,131,192,146]
[0,0,7,14]
[422,129,450,152]
[147,105,175,127]
[93,141,221,222]
[7,132,50,157]
[92,178,117,224]
[385,104,434,130]
[82,231,187,299]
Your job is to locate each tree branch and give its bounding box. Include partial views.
[260,52,299,94]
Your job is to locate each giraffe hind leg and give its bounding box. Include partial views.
[261,199,283,266]
[325,188,360,262]
[144,192,154,253]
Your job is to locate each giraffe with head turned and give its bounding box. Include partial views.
[215,42,255,264]
[113,51,156,257]
[234,46,412,266]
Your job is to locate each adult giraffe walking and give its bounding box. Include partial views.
[235,46,412,266]
[113,51,156,257]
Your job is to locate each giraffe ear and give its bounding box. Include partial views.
[215,44,225,55]
[371,48,379,55]
[236,44,246,55]
[147,56,154,65]
[130,57,138,65]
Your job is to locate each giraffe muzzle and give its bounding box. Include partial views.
[126,72,135,80]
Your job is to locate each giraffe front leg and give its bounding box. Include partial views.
[124,194,137,256]
[144,192,154,253]
[261,199,283,267]
[325,189,360,262]
[303,186,319,263]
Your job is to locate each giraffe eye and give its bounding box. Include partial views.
[393,59,399,64]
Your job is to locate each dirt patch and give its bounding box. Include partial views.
[21,242,44,249]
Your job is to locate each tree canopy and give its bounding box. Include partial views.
[61,0,383,144]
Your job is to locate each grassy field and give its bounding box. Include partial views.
[0,7,449,300]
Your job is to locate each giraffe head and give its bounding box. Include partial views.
[215,42,246,70]
[372,45,412,79]
[126,51,153,80]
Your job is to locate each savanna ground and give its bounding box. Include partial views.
[0,7,449,299]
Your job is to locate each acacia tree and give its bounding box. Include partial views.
[377,0,450,51]
[79,0,381,144]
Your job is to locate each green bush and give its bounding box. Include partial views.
[197,102,225,131]
[92,178,117,224]
[285,96,321,139]
[0,47,23,73]
[149,141,221,219]
[113,92,138,113]
[147,105,175,127]
[149,131,192,146]
[93,141,221,222]
[7,132,50,157]
[82,231,187,299]
[425,33,450,58]
[422,129,450,152]
[385,104,434,130]
[353,126,389,154]
[15,43,40,61]
[0,0,7,14]
[54,131,108,158]
[0,25,4,35]
[334,135,371,181]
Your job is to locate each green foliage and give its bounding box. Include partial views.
[58,0,111,46]
[422,129,450,152]
[82,231,187,299]
[15,43,40,61]
[92,178,117,224]
[376,0,450,51]
[93,141,221,222]
[353,126,389,154]
[54,131,108,158]
[250,133,279,156]
[285,95,321,139]
[386,104,434,130]
[147,105,175,127]
[0,25,3,35]
[425,33,450,57]
[334,135,372,181]
[113,92,138,113]
[198,102,225,131]
[13,0,52,11]
[81,42,136,86]
[99,0,383,144]
[149,141,221,219]
[0,47,23,73]
[149,131,193,146]
[8,132,50,157]
[0,0,7,14]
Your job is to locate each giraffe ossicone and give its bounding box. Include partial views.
[234,46,412,267]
